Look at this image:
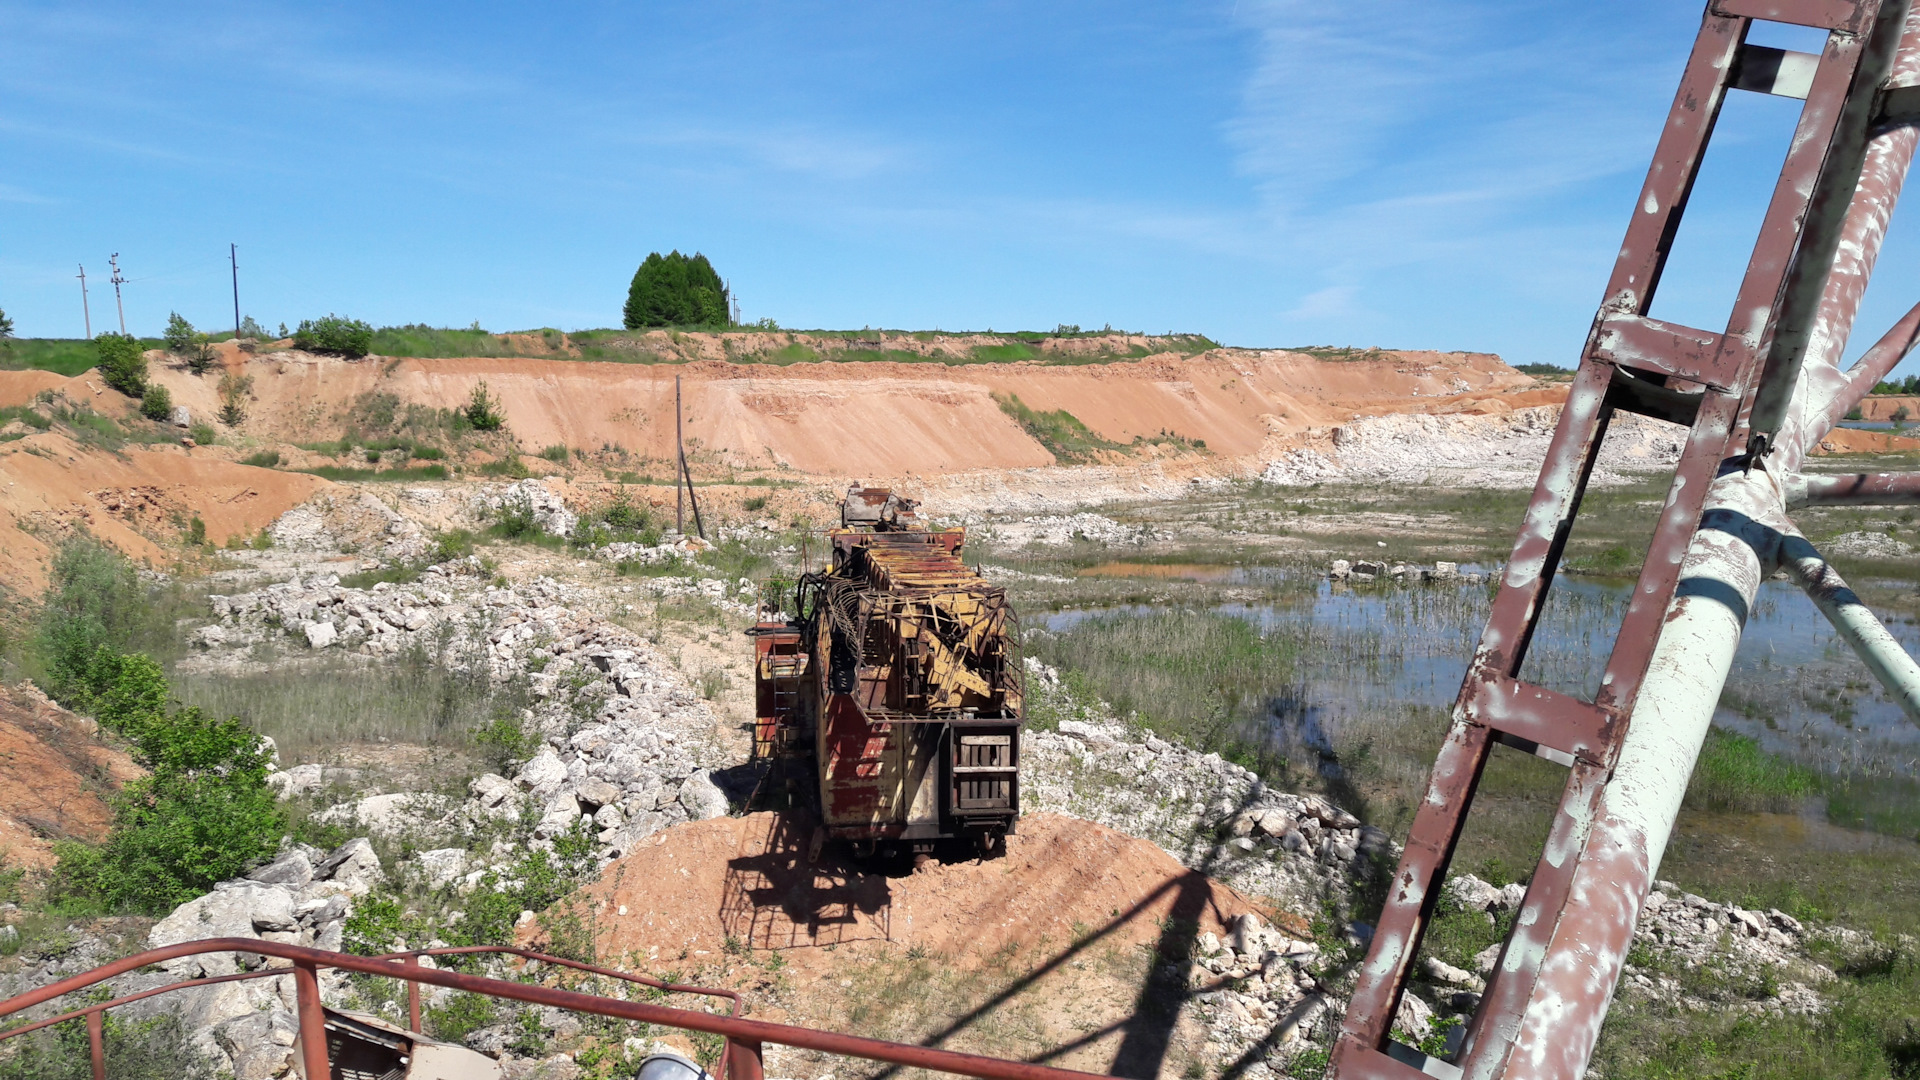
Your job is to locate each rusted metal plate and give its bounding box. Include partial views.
[1461,675,1616,765]
[1592,313,1733,390]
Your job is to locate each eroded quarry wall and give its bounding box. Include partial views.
[0,342,1560,587]
[145,346,1544,474]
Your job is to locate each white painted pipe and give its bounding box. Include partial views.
[1780,531,1920,722]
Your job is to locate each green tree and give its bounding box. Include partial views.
[163,312,196,352]
[464,379,505,431]
[186,333,217,375]
[0,306,14,340]
[293,314,374,357]
[623,251,730,329]
[94,332,147,396]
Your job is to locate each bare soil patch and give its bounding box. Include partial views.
[0,684,141,871]
[563,811,1290,1079]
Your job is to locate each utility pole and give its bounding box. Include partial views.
[675,375,685,535]
[230,244,241,338]
[108,253,126,336]
[76,265,91,339]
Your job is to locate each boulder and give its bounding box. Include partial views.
[315,792,447,837]
[301,621,337,649]
[575,777,621,810]
[313,838,385,895]
[1421,955,1485,991]
[1393,991,1434,1041]
[147,883,297,977]
[415,848,470,890]
[265,763,325,800]
[215,1009,298,1080]
[1252,808,1294,838]
[516,746,569,794]
[678,771,730,820]
[1230,912,1265,956]
[247,851,313,889]
[1446,874,1501,913]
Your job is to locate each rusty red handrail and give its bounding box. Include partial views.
[0,938,1111,1080]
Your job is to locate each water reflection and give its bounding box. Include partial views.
[1042,571,1920,774]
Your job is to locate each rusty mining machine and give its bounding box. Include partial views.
[749,487,1023,858]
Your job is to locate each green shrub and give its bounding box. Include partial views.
[189,422,215,446]
[538,444,569,462]
[432,529,475,563]
[240,450,282,468]
[623,250,730,328]
[52,695,283,913]
[464,380,504,431]
[94,333,146,396]
[992,391,1120,464]
[0,1009,213,1080]
[600,495,652,532]
[139,383,173,421]
[293,314,374,358]
[34,536,158,707]
[163,312,196,353]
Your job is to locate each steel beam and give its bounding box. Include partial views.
[1781,531,1920,719]
[1787,471,1920,504]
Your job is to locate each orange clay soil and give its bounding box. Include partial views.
[0,421,330,592]
[116,344,1539,475]
[549,812,1303,1079]
[0,684,141,871]
[573,812,1281,972]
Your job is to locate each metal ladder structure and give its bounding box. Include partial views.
[1331,1,1920,1077]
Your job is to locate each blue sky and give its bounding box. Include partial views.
[4,2,1919,371]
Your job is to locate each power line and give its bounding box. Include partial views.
[231,243,241,338]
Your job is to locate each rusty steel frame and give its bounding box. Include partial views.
[1333,2,1920,1078]
[0,938,1111,1080]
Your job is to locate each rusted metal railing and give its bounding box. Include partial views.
[0,938,1111,1080]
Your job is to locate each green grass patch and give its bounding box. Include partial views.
[993,392,1122,464]
[294,464,449,482]
[0,338,162,376]
[239,450,281,468]
[1025,609,1308,778]
[364,324,554,359]
[1683,729,1819,814]
[969,342,1038,363]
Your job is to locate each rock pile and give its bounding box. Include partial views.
[1190,911,1335,1070]
[991,512,1159,547]
[1823,530,1915,559]
[1327,559,1484,585]
[472,478,578,537]
[1021,661,1392,911]
[267,491,431,562]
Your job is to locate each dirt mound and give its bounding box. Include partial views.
[1812,426,1920,453]
[577,811,1272,968]
[0,684,141,871]
[564,812,1292,1079]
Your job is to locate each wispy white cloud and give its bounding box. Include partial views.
[0,182,55,205]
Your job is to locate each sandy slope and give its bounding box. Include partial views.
[0,424,329,591]
[123,345,1537,475]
